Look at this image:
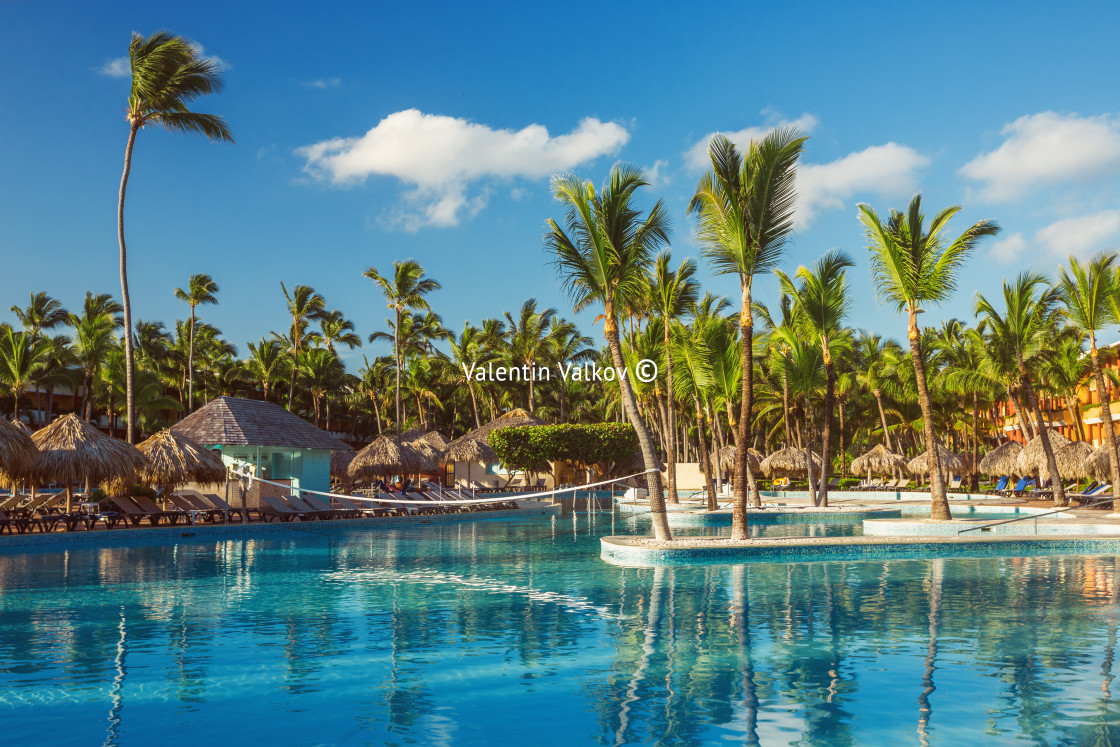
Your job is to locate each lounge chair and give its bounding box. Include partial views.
[167,493,225,523]
[337,494,392,517]
[1071,484,1112,506]
[985,476,1010,495]
[1010,478,1036,497]
[948,475,963,491]
[258,494,316,522]
[302,494,354,519]
[132,495,188,525]
[876,479,898,491]
[107,496,163,526]
[194,491,262,523]
[0,508,53,534]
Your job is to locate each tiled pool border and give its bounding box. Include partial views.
[0,504,559,554]
[600,534,1120,567]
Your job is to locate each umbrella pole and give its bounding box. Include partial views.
[65,482,72,514]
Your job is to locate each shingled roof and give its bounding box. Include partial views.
[171,396,350,451]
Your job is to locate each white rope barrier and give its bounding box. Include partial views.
[229,466,656,507]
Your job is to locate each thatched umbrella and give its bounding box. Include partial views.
[29,414,148,512]
[907,443,963,476]
[760,447,822,477]
[0,418,37,484]
[1015,431,1074,479]
[137,429,226,494]
[348,436,424,483]
[850,444,908,479]
[331,450,356,492]
[1087,445,1118,482]
[412,430,450,452]
[717,445,762,473]
[977,441,1021,476]
[1044,440,1094,481]
[445,409,545,487]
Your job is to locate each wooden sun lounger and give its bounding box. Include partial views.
[302,494,355,519]
[167,494,225,523]
[258,494,316,522]
[132,495,188,525]
[107,496,163,526]
[336,494,392,518]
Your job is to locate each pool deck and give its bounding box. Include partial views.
[0,502,560,553]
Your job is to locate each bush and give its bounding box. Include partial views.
[488,423,639,473]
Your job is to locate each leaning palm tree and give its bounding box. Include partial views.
[650,251,700,504]
[776,250,854,506]
[1057,254,1120,505]
[859,194,1000,519]
[363,260,440,437]
[117,31,233,443]
[546,163,673,541]
[688,128,808,539]
[976,272,1067,505]
[174,273,219,412]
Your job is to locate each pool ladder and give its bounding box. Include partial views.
[956,493,1116,535]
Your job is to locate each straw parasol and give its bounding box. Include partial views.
[331,449,356,491]
[717,445,762,473]
[348,436,424,482]
[850,444,908,478]
[759,446,822,477]
[0,418,37,484]
[1045,440,1094,481]
[907,443,963,476]
[445,409,545,486]
[412,430,450,452]
[1087,445,1119,482]
[978,440,1023,476]
[29,414,149,511]
[1015,431,1074,477]
[136,429,227,494]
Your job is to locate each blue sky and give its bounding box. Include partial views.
[3,1,1120,370]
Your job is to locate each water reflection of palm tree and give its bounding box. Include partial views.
[730,565,760,745]
[103,608,127,747]
[917,559,943,747]
[615,566,666,745]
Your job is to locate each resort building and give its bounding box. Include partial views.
[171,395,349,505]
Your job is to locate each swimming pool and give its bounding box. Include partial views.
[2,513,1119,745]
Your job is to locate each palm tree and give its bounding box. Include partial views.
[976,272,1067,505]
[1057,254,1120,505]
[651,251,700,504]
[318,310,362,354]
[278,283,326,409]
[854,331,904,452]
[688,129,808,539]
[0,329,50,421]
[547,318,595,424]
[546,163,673,540]
[448,322,489,429]
[174,273,219,412]
[10,292,69,337]
[503,299,557,414]
[859,194,1000,519]
[70,293,123,420]
[116,31,233,443]
[245,338,286,401]
[363,260,440,437]
[299,348,346,427]
[776,250,854,506]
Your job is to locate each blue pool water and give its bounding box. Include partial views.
[2,512,1120,745]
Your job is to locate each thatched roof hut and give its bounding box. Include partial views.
[1043,440,1094,481]
[0,418,37,482]
[1015,431,1074,477]
[348,436,424,482]
[907,443,963,476]
[137,429,227,493]
[1086,445,1119,482]
[978,441,1023,476]
[850,444,908,476]
[29,414,148,510]
[717,445,762,472]
[759,447,822,477]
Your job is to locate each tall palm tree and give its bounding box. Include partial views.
[503,299,557,414]
[976,272,1067,505]
[174,273,219,412]
[859,194,1000,519]
[546,163,673,540]
[363,260,440,437]
[10,292,69,337]
[448,322,489,429]
[278,283,326,410]
[117,31,233,443]
[245,338,286,401]
[547,317,595,424]
[651,251,700,504]
[776,250,854,506]
[1057,254,1120,505]
[0,329,50,421]
[299,348,346,427]
[70,293,123,420]
[688,129,808,539]
[318,310,362,354]
[854,331,904,452]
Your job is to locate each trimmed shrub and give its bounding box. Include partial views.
[488,423,639,473]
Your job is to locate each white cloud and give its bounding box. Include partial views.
[989,233,1029,264]
[684,113,819,170]
[960,112,1120,202]
[97,41,229,78]
[509,187,527,202]
[644,159,670,187]
[989,210,1120,264]
[297,109,630,229]
[797,143,929,227]
[303,77,340,89]
[1037,210,1120,257]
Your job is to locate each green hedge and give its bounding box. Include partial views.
[488,423,639,472]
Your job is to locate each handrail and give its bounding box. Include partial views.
[956,492,1116,534]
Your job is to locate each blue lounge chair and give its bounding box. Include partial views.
[985,476,1010,495]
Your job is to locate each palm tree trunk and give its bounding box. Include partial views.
[818,353,835,507]
[695,398,717,511]
[874,390,893,451]
[394,308,401,438]
[781,377,791,448]
[971,392,981,493]
[1022,374,1066,506]
[664,319,679,505]
[908,307,949,519]
[117,121,139,444]
[708,404,723,491]
[1090,340,1119,506]
[187,307,196,412]
[838,400,847,477]
[1013,391,1035,441]
[605,315,670,541]
[733,283,762,536]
